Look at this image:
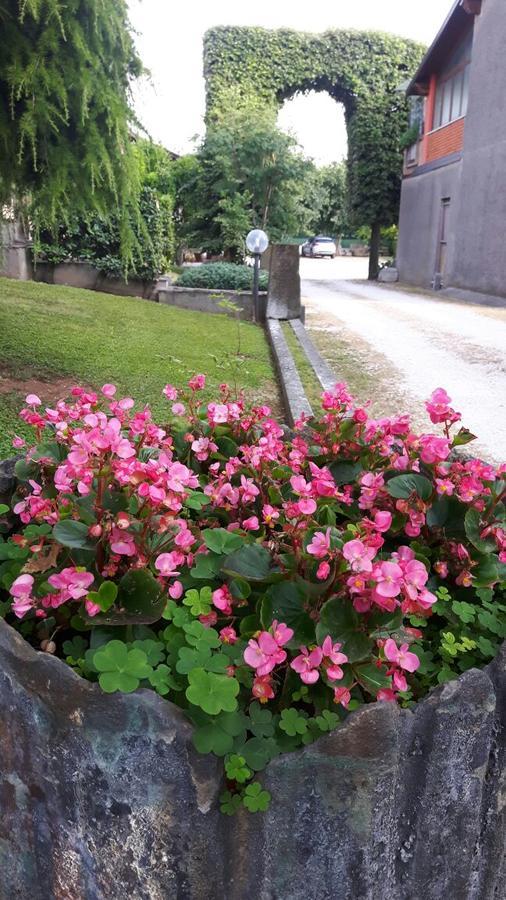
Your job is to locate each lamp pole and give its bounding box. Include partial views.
[245,229,269,323]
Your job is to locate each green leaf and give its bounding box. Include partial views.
[183,587,213,617]
[202,528,245,555]
[192,711,247,756]
[184,491,211,511]
[225,754,252,783]
[386,474,433,501]
[93,569,165,625]
[242,781,271,812]
[451,600,476,624]
[185,667,239,714]
[248,702,275,738]
[354,662,391,695]
[220,790,243,816]
[279,708,308,737]
[239,737,278,771]
[329,460,362,485]
[266,582,315,645]
[464,508,496,554]
[87,580,118,613]
[222,544,274,581]
[132,639,165,666]
[316,598,372,662]
[52,519,95,551]
[474,555,499,588]
[190,552,223,580]
[93,640,153,693]
[148,664,180,695]
[314,710,339,732]
[452,427,477,447]
[426,496,449,528]
[0,504,9,516]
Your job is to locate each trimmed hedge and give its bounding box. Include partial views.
[178,263,268,292]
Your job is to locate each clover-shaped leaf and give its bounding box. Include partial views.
[132,639,165,666]
[62,635,88,663]
[225,754,252,784]
[220,790,243,816]
[185,667,239,714]
[192,710,248,756]
[176,645,212,674]
[93,640,153,693]
[162,600,192,626]
[148,664,181,695]
[242,782,271,813]
[183,587,213,617]
[279,707,308,736]
[314,710,339,732]
[183,621,221,649]
[248,702,274,738]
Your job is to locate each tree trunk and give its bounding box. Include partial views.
[368,221,381,280]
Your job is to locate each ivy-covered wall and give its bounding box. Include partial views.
[203,27,424,272]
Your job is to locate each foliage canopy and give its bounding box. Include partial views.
[0,0,142,242]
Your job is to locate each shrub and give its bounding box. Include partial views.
[1,381,504,815]
[178,263,268,292]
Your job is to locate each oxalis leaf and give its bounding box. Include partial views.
[185,667,239,715]
[93,640,153,693]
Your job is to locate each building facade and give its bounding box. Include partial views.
[396,0,506,299]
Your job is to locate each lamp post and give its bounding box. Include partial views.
[246,228,269,323]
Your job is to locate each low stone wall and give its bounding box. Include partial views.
[0,617,503,900]
[33,261,153,299]
[157,285,267,321]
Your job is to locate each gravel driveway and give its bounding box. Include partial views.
[300,259,506,465]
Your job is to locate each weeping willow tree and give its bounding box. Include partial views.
[0,0,143,256]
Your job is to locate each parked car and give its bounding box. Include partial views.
[301,236,337,258]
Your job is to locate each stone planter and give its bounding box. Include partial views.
[0,618,503,900]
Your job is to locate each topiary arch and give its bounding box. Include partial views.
[203,27,424,278]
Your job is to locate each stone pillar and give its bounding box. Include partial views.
[266,243,301,320]
[0,219,32,281]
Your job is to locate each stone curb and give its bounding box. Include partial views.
[265,318,313,425]
[289,318,337,391]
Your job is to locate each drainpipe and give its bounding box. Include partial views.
[421,74,437,165]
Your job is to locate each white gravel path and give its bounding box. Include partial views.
[300,262,506,465]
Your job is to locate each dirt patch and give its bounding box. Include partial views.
[0,363,89,404]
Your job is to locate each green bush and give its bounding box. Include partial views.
[178,263,268,292]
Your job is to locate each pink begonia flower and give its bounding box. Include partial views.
[374,561,403,598]
[317,561,331,581]
[321,636,348,681]
[290,646,324,684]
[189,374,206,391]
[434,560,449,578]
[244,632,287,676]
[425,388,461,426]
[402,559,429,599]
[384,639,420,673]
[333,686,351,708]
[296,498,317,516]
[242,516,259,531]
[169,580,184,600]
[172,403,186,416]
[212,586,233,614]
[419,434,451,465]
[101,383,117,398]
[12,435,26,449]
[417,589,437,609]
[25,393,41,406]
[9,574,35,618]
[219,626,238,644]
[373,511,392,533]
[271,620,294,647]
[191,437,217,461]
[252,675,275,702]
[208,403,229,424]
[342,539,376,573]
[163,384,178,401]
[393,670,408,692]
[262,504,280,525]
[155,552,181,577]
[174,527,195,550]
[436,478,454,496]
[48,568,94,601]
[199,611,218,627]
[307,528,331,559]
[377,688,397,702]
[85,599,102,617]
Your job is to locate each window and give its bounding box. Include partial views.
[432,31,473,130]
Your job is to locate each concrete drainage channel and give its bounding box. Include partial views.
[266,317,335,425]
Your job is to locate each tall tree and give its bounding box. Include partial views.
[195,91,307,259]
[0,0,143,252]
[299,162,348,238]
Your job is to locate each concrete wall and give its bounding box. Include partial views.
[397,0,506,298]
[397,159,462,288]
[157,286,267,321]
[0,220,32,281]
[449,0,506,298]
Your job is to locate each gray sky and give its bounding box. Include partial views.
[128,0,452,165]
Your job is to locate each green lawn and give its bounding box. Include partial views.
[0,277,279,456]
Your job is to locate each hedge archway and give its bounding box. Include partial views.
[203,27,424,278]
